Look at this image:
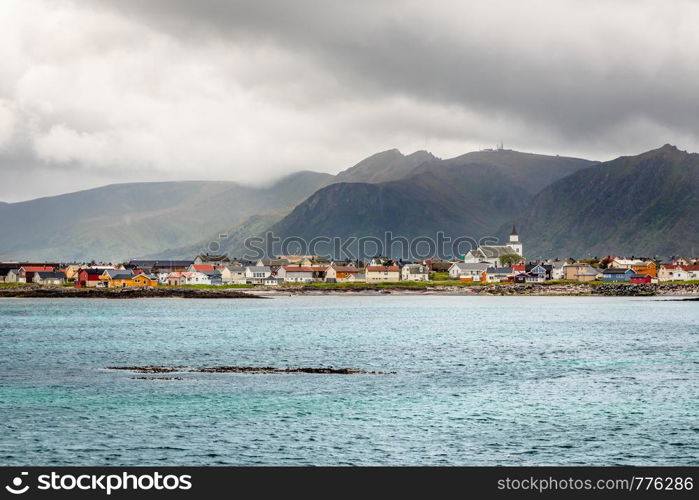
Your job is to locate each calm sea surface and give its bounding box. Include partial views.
[0,295,697,465]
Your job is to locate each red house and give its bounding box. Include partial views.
[630,273,652,284]
[75,269,105,288]
[18,266,54,283]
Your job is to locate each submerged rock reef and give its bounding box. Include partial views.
[106,365,395,375]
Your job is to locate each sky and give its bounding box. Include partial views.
[1,0,698,202]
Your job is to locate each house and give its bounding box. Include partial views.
[188,263,215,273]
[17,266,54,283]
[602,268,634,282]
[425,261,452,273]
[401,264,429,282]
[262,276,284,286]
[75,268,108,287]
[609,258,657,277]
[101,270,158,288]
[448,262,489,281]
[181,271,214,285]
[562,263,599,282]
[630,273,652,284]
[464,226,523,267]
[346,272,366,283]
[32,271,66,285]
[548,260,566,280]
[165,272,185,286]
[514,272,544,283]
[0,268,11,283]
[61,264,82,282]
[324,264,360,283]
[244,265,272,284]
[658,264,699,281]
[4,269,21,283]
[277,265,326,283]
[193,254,230,265]
[221,265,247,284]
[525,264,551,281]
[485,267,514,283]
[201,270,223,285]
[256,258,290,274]
[365,265,401,283]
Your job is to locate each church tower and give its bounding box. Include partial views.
[509,225,523,256]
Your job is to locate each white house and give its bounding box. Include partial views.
[658,264,697,281]
[244,265,272,284]
[324,264,360,282]
[448,262,489,281]
[400,264,429,282]
[221,265,246,284]
[346,272,366,283]
[183,271,213,285]
[32,271,66,286]
[485,267,514,283]
[365,265,401,283]
[277,265,327,283]
[464,226,523,267]
[547,260,566,280]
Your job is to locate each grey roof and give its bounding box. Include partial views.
[35,271,66,279]
[603,268,633,274]
[486,267,514,274]
[246,266,271,272]
[452,262,490,271]
[195,254,229,262]
[128,260,193,267]
[470,246,518,258]
[103,269,134,279]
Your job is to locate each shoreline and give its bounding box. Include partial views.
[1,282,698,298]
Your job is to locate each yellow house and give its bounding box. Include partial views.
[100,270,159,288]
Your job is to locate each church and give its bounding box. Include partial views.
[463,226,523,267]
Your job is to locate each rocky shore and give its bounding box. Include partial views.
[0,286,259,299]
[265,282,699,297]
[1,282,697,298]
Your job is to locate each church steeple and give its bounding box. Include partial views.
[509,224,522,256]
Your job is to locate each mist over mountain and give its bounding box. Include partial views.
[0,171,332,261]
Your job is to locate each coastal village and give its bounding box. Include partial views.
[1,228,697,288]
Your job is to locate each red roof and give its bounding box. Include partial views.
[21,266,53,272]
[366,266,400,272]
[191,264,214,272]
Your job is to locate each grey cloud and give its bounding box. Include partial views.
[2,0,698,201]
[91,0,699,142]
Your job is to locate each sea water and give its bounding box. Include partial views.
[0,295,697,465]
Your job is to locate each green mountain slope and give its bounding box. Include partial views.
[510,144,699,258]
[0,171,333,261]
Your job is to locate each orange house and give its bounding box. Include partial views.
[631,261,657,277]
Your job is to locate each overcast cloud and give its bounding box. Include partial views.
[1,0,698,201]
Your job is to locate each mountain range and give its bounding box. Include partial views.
[1,145,696,261]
